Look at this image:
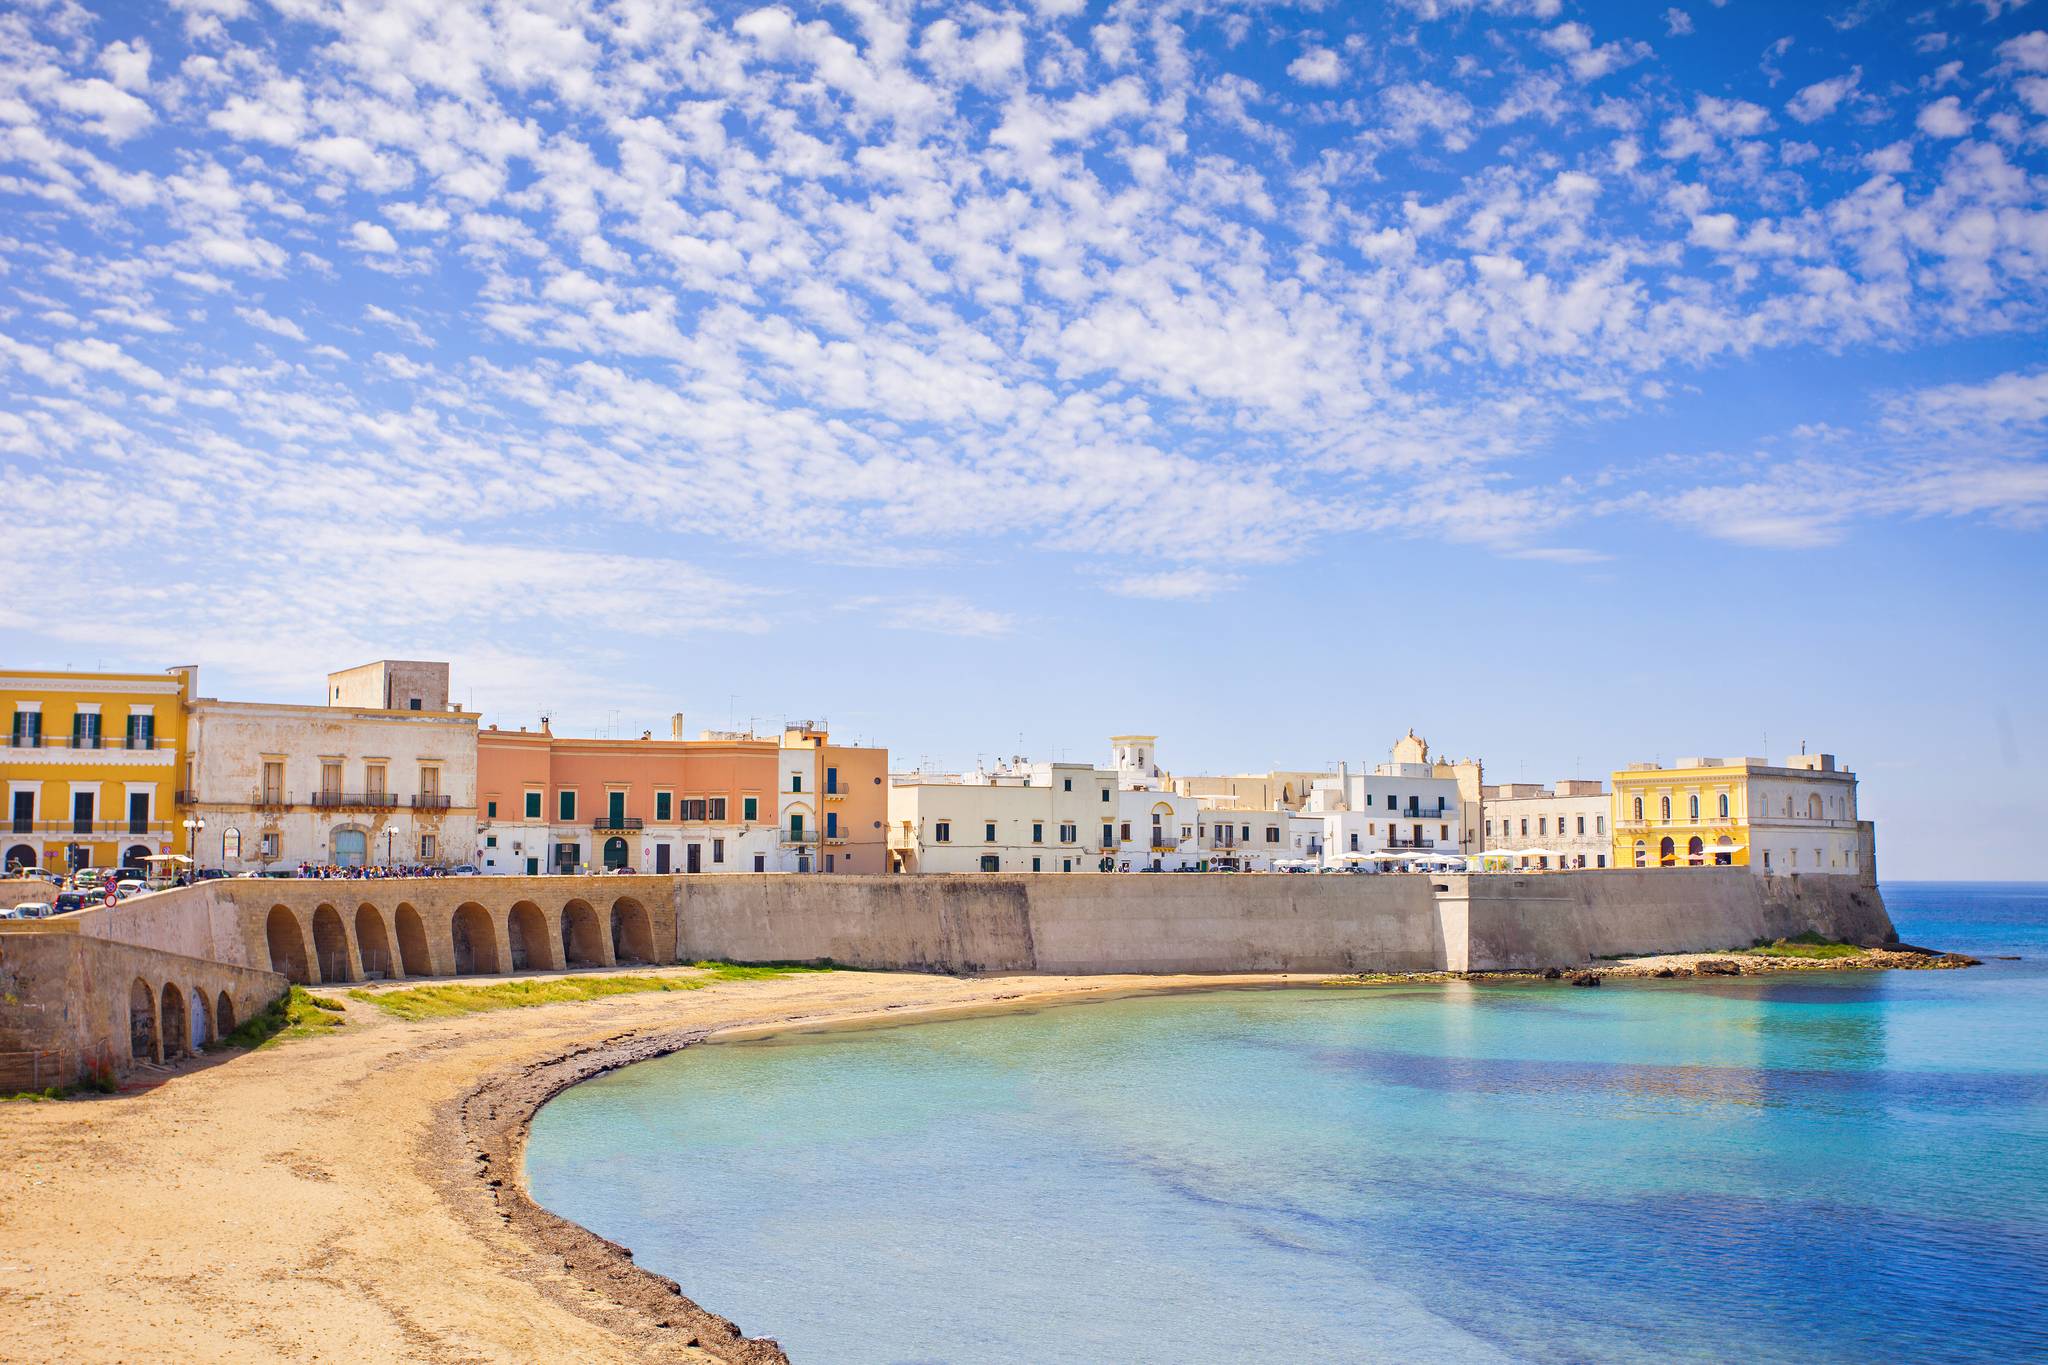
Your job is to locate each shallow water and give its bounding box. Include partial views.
[526,882,2048,1363]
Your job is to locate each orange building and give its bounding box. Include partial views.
[475,719,886,875]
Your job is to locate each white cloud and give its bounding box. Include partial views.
[1916,96,1973,138]
[52,78,155,141]
[1786,69,1859,123]
[234,307,306,341]
[1107,569,1242,601]
[349,221,398,254]
[1288,46,1343,86]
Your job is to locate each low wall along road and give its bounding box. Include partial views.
[0,867,1894,1080]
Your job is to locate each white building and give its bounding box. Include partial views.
[185,661,478,873]
[1481,780,1610,869]
[1307,760,1466,865]
[888,760,1121,873]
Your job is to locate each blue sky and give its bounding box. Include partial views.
[1,0,2045,877]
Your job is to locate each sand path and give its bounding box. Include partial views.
[0,967,1310,1363]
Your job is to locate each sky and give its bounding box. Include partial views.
[1,0,2045,878]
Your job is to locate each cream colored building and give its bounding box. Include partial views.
[1481,780,1609,868]
[1171,769,1332,813]
[185,660,478,872]
[888,760,1119,873]
[1611,753,1865,876]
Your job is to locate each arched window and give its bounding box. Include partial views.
[1660,796,1671,821]
[1632,797,1643,821]
[1688,794,1700,821]
[1717,794,1729,819]
[1633,840,1647,867]
[1658,836,1676,867]
[224,827,241,860]
[1807,794,1823,820]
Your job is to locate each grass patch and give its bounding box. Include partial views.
[1733,933,1865,960]
[348,960,832,1022]
[212,986,347,1050]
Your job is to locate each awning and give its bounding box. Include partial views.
[143,854,193,864]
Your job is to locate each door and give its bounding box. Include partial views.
[685,843,701,873]
[129,791,149,834]
[10,791,30,834]
[333,829,367,868]
[73,790,94,834]
[525,856,539,876]
[608,791,626,825]
[603,836,628,870]
[655,843,671,874]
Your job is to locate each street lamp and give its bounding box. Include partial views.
[181,817,206,882]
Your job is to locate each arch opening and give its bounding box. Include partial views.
[508,901,553,972]
[188,987,211,1051]
[451,903,500,976]
[561,899,604,967]
[159,982,186,1060]
[4,843,34,873]
[393,903,432,976]
[129,977,157,1063]
[355,904,395,979]
[1686,835,1705,867]
[265,906,310,984]
[122,844,151,869]
[215,991,237,1037]
[1657,836,1676,868]
[311,903,352,983]
[610,897,655,965]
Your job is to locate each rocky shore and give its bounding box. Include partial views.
[1326,941,1980,989]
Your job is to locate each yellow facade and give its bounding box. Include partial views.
[2,668,192,875]
[1609,762,1751,869]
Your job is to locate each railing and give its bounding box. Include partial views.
[4,735,160,751]
[310,791,399,810]
[592,816,643,831]
[1395,809,1449,820]
[411,794,452,810]
[16,821,173,836]
[1386,838,1439,850]
[251,789,292,810]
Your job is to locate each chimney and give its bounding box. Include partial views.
[670,712,686,739]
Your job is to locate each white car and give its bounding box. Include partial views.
[113,881,149,900]
[9,901,51,919]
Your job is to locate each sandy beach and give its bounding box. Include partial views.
[0,966,1322,1364]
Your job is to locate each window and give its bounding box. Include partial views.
[753,853,766,872]
[1633,840,1647,867]
[223,828,241,859]
[712,838,724,863]
[408,698,421,711]
[1100,787,1111,803]
[1718,793,1730,819]
[1440,825,1449,840]
[259,832,280,859]
[10,709,42,747]
[657,792,672,821]
[1059,823,1076,843]
[1031,857,1042,872]
[419,834,435,859]
[1032,822,1044,843]
[1102,824,1115,847]
[419,766,440,801]
[71,711,101,750]
[1520,818,1529,836]
[365,763,387,797]
[980,855,1000,872]
[485,835,497,848]
[1632,797,1643,821]
[262,760,284,803]
[1484,820,1493,836]
[524,791,541,820]
[487,800,497,819]
[1385,794,1395,810]
[559,790,576,821]
[1575,815,1585,835]
[1265,825,1280,843]
[125,713,154,750]
[1349,832,1360,852]
[743,796,758,822]
[1120,822,1131,841]
[826,811,839,839]
[935,821,951,843]
[1597,854,1606,868]
[790,773,803,793]
[986,822,997,842]
[320,761,342,796]
[790,813,805,840]
[1062,777,1073,792]
[1538,817,1547,836]
[1689,794,1700,821]
[1660,796,1671,821]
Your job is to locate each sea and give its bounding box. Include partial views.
[524,882,2048,1363]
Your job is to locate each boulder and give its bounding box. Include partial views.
[1694,959,1742,976]
[1542,967,1562,980]
[1569,971,1601,988]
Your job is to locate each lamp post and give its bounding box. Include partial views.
[385,825,396,869]
[181,817,206,883]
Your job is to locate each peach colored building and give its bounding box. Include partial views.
[474,721,888,875]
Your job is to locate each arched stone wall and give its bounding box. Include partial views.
[311,903,354,983]
[160,982,186,1059]
[561,898,608,968]
[216,991,237,1037]
[610,897,655,964]
[393,903,433,976]
[189,987,211,1051]
[451,903,501,975]
[265,906,310,984]
[507,901,554,972]
[355,904,395,979]
[129,977,157,1063]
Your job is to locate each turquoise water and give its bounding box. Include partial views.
[526,883,2048,1363]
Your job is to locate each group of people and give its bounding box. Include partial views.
[289,862,460,880]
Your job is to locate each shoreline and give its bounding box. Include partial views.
[0,951,1979,1362]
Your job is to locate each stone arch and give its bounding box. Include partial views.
[216,991,237,1037]
[188,987,211,1051]
[4,842,34,873]
[266,906,310,984]
[122,843,151,869]
[1807,793,1823,820]
[129,977,158,1063]
[160,982,186,1060]
[602,835,629,871]
[1658,836,1676,867]
[1633,840,1647,868]
[355,904,395,979]
[451,902,500,975]
[507,900,554,972]
[561,898,606,968]
[610,896,655,965]
[1714,835,1735,867]
[1687,835,1704,866]
[311,903,353,983]
[393,903,432,977]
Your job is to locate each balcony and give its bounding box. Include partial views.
[1386,838,1439,850]
[6,734,162,753]
[411,794,453,811]
[311,791,399,811]
[592,816,643,831]
[175,789,199,805]
[19,821,173,837]
[251,789,292,811]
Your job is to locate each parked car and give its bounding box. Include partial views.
[5,902,47,919]
[113,881,148,900]
[448,864,481,876]
[6,865,57,883]
[192,868,230,882]
[50,891,88,914]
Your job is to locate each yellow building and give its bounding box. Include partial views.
[2,667,193,875]
[1611,753,1865,876]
